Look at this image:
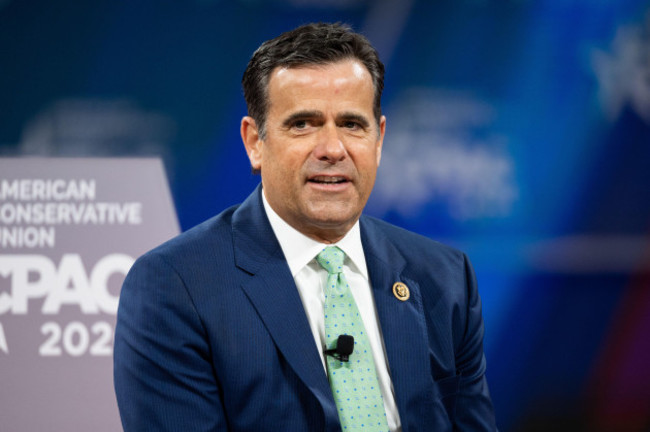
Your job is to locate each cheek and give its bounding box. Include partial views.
[355,149,380,178]
[265,151,304,189]
[269,145,304,169]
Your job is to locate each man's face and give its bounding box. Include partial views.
[241,59,385,243]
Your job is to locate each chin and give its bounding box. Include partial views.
[307,209,358,228]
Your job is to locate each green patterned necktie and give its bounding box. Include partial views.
[316,246,389,431]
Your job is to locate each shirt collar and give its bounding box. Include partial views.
[262,189,368,279]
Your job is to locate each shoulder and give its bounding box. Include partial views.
[134,203,240,271]
[360,214,466,265]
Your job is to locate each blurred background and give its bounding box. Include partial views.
[1,0,649,430]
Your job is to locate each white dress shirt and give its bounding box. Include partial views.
[262,192,402,432]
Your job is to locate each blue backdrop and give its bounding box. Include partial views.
[2,0,649,430]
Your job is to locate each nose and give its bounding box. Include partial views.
[313,123,346,163]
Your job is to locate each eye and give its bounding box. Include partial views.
[292,119,308,129]
[343,121,361,130]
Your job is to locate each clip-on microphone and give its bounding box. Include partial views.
[324,334,355,362]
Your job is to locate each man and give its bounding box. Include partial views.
[114,22,497,431]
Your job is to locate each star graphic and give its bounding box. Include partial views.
[591,16,650,123]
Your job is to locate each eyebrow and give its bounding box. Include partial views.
[281,110,323,128]
[336,112,370,129]
[281,110,372,129]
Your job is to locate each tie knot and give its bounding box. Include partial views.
[316,246,345,274]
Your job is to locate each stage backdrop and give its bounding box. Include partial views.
[1,0,650,430]
[0,158,179,431]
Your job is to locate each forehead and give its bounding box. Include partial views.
[266,60,374,109]
[272,59,370,82]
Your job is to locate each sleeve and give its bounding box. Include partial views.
[452,253,498,431]
[113,252,228,431]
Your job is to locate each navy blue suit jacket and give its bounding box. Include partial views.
[114,186,497,431]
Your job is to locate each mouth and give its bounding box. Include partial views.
[307,175,349,185]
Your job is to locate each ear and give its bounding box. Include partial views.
[376,115,386,166]
[241,116,263,172]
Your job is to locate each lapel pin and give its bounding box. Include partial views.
[392,282,410,301]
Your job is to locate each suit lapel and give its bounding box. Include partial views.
[231,186,338,428]
[360,217,438,430]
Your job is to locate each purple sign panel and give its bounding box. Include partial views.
[0,158,179,431]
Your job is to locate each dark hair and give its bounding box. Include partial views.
[242,22,385,139]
